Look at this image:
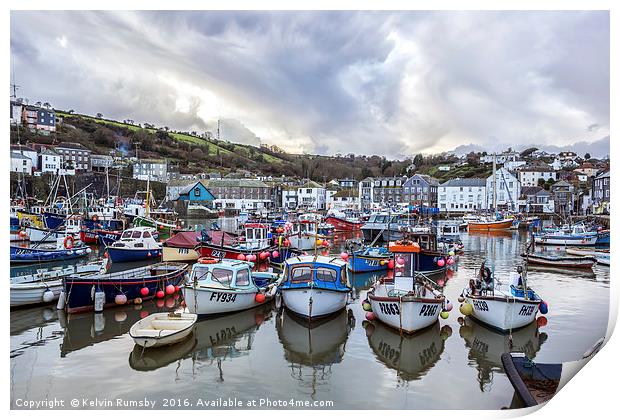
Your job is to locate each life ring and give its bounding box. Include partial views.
[198,257,218,264]
[64,235,75,249]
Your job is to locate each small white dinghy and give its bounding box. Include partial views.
[130,312,197,348]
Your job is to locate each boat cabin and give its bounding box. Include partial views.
[113,227,161,248]
[243,223,272,249]
[388,241,421,293]
[190,260,256,290]
[282,255,349,291]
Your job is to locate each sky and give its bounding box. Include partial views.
[10,11,610,158]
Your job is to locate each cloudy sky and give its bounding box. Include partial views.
[10,11,610,157]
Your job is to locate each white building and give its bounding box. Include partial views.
[327,189,359,210]
[281,187,298,210]
[517,165,557,187]
[503,159,527,171]
[39,148,62,174]
[296,181,326,210]
[438,178,487,213]
[205,178,272,210]
[358,178,374,210]
[486,168,521,211]
[11,152,33,174]
[10,145,38,170]
[133,159,168,182]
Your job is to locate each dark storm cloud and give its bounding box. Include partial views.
[10,11,609,157]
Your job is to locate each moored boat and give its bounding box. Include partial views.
[130,312,197,348]
[280,255,351,319]
[521,253,596,269]
[10,237,91,264]
[468,218,514,231]
[10,260,105,307]
[365,240,447,334]
[183,258,281,316]
[346,246,391,273]
[62,262,188,313]
[162,230,200,262]
[106,226,162,263]
[460,264,544,332]
[533,224,598,246]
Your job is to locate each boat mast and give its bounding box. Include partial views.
[492,153,497,215]
[145,175,150,218]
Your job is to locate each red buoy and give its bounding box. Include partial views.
[156,290,165,299]
[255,293,266,303]
[140,287,149,296]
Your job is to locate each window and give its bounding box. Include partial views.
[291,266,312,283]
[143,231,152,238]
[211,268,233,287]
[236,269,250,286]
[121,231,132,239]
[132,231,142,238]
[316,267,337,282]
[194,187,201,197]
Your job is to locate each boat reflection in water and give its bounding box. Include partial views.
[60,297,181,357]
[459,317,548,392]
[129,337,197,371]
[276,308,355,396]
[363,320,448,382]
[128,303,274,374]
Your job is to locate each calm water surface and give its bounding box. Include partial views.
[10,230,609,409]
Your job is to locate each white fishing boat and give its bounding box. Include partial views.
[10,260,106,307]
[365,240,447,334]
[280,255,351,319]
[286,218,327,251]
[183,259,281,316]
[460,266,544,332]
[521,253,597,269]
[130,312,197,348]
[25,215,82,242]
[533,224,598,246]
[566,247,610,266]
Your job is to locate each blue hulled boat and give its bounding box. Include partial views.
[269,246,304,267]
[596,230,610,246]
[10,241,92,264]
[61,262,189,313]
[280,255,351,319]
[347,246,391,273]
[106,227,163,263]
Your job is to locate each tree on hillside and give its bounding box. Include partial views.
[520,147,538,157]
[584,153,591,160]
[96,113,103,118]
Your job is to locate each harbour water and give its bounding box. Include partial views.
[10,230,609,409]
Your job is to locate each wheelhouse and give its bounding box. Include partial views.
[282,256,349,291]
[190,260,255,290]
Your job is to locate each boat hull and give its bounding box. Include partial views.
[63,264,188,314]
[522,254,596,268]
[184,287,270,316]
[367,292,442,334]
[10,245,91,264]
[281,288,349,318]
[24,226,67,242]
[162,246,200,262]
[196,243,270,260]
[107,247,162,263]
[10,281,63,307]
[468,219,514,231]
[325,216,362,231]
[534,235,598,246]
[464,294,540,332]
[347,254,389,273]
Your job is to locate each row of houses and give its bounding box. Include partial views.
[9,142,116,175]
